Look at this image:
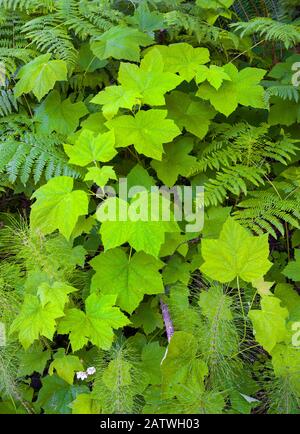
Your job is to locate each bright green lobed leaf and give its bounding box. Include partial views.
[90,248,164,314]
[35,90,88,135]
[196,64,266,116]
[84,166,116,187]
[90,25,153,61]
[282,250,300,281]
[153,43,210,82]
[15,54,67,101]
[249,296,289,353]
[105,109,181,160]
[64,129,116,166]
[10,294,64,349]
[49,349,83,385]
[30,176,89,240]
[151,138,197,187]
[58,293,130,351]
[97,193,180,257]
[165,91,216,139]
[200,217,272,283]
[118,48,183,106]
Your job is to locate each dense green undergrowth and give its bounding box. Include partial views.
[0,0,300,414]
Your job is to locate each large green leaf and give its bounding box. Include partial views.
[106,109,181,160]
[37,281,79,311]
[162,255,191,285]
[128,3,164,33]
[35,90,88,135]
[127,164,155,191]
[18,343,51,376]
[196,0,234,9]
[195,65,231,90]
[64,129,116,166]
[141,342,165,385]
[151,138,197,187]
[71,394,101,414]
[269,99,300,126]
[49,349,83,385]
[197,64,266,116]
[165,91,216,139]
[118,48,182,106]
[90,25,153,61]
[97,193,180,257]
[30,176,89,240]
[14,54,67,101]
[200,218,272,283]
[275,283,300,322]
[90,248,164,313]
[249,296,288,353]
[10,294,64,349]
[271,344,300,392]
[154,43,210,82]
[161,331,208,397]
[58,293,130,351]
[37,375,88,414]
[91,85,141,119]
[130,298,163,334]
[282,250,300,281]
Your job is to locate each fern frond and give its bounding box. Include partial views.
[0,133,82,185]
[21,15,78,65]
[204,165,266,207]
[0,0,33,11]
[0,112,32,132]
[191,122,298,177]
[0,89,18,116]
[233,191,300,238]
[192,141,242,173]
[0,47,35,76]
[164,9,222,45]
[264,83,299,104]
[0,0,55,12]
[56,0,124,39]
[189,123,298,207]
[231,18,300,49]
[233,0,284,21]
[0,10,28,48]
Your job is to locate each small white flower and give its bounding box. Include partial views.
[86,366,96,376]
[76,371,88,380]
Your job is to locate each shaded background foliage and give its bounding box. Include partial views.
[0,0,300,415]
